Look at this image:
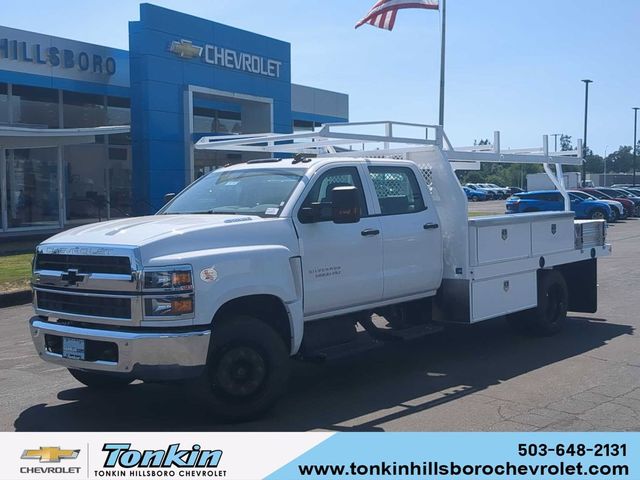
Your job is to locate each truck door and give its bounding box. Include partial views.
[294,166,383,316]
[367,165,443,299]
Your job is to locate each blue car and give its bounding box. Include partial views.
[463,186,488,202]
[506,190,613,221]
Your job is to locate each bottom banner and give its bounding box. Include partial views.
[0,432,635,480]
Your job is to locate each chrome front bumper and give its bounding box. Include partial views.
[29,317,211,381]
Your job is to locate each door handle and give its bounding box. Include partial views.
[423,223,439,230]
[361,228,380,237]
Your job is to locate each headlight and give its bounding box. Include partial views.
[143,267,193,291]
[145,295,194,317]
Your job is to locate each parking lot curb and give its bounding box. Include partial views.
[0,289,32,308]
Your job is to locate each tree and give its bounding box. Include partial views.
[607,146,633,173]
[560,134,573,151]
[584,154,603,174]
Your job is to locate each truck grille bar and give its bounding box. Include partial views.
[37,291,132,319]
[35,254,131,275]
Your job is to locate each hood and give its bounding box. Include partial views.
[44,214,263,246]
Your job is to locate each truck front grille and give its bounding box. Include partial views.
[35,254,131,275]
[37,291,132,319]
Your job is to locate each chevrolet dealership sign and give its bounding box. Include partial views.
[170,39,283,78]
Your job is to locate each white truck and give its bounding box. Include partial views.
[526,171,583,191]
[28,122,611,419]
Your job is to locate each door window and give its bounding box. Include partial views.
[300,167,367,222]
[369,166,425,215]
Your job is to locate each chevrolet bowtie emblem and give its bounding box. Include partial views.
[60,269,85,287]
[169,39,203,59]
[21,447,80,463]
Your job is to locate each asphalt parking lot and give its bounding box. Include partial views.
[1,213,639,432]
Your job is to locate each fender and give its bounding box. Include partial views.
[148,245,304,354]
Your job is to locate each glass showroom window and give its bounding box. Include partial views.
[108,141,132,218]
[107,96,130,126]
[6,148,59,228]
[193,107,216,133]
[11,85,59,128]
[0,83,8,124]
[216,110,241,134]
[293,119,320,132]
[64,144,108,224]
[63,91,106,128]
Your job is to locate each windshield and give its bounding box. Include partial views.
[570,191,591,200]
[159,168,305,216]
[590,190,611,200]
[608,189,629,198]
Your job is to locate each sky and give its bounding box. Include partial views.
[2,0,639,156]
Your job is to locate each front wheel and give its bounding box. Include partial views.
[206,315,290,421]
[590,209,607,220]
[68,369,133,389]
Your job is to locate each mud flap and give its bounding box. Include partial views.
[555,259,597,313]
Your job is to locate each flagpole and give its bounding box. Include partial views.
[438,0,446,127]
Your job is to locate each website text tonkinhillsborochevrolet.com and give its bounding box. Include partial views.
[297,460,628,477]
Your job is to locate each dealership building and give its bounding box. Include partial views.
[0,3,349,237]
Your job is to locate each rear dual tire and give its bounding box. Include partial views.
[507,270,568,336]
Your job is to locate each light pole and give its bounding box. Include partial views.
[550,133,561,152]
[582,79,593,187]
[603,145,609,187]
[633,107,639,186]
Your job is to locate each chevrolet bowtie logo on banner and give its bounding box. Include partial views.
[169,39,202,59]
[21,447,80,463]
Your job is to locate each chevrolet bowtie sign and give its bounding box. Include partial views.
[21,447,80,463]
[169,39,202,59]
[169,39,283,78]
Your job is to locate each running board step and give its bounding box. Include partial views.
[301,334,382,362]
[387,323,444,341]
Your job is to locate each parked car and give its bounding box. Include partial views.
[479,183,509,199]
[463,186,488,202]
[569,190,625,222]
[465,183,496,200]
[596,188,640,216]
[620,187,640,199]
[507,186,524,195]
[580,188,636,218]
[506,190,614,221]
[478,183,509,199]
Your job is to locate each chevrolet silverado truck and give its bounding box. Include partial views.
[28,122,611,419]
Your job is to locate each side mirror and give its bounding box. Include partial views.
[331,186,361,224]
[164,193,176,204]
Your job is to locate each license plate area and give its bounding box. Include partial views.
[62,337,85,360]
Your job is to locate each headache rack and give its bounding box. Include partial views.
[195,121,583,211]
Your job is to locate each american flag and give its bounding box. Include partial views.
[355,0,439,31]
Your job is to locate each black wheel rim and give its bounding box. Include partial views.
[545,284,565,325]
[215,346,267,398]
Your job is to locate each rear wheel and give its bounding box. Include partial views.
[507,270,568,336]
[68,369,133,389]
[205,315,290,421]
[611,209,619,222]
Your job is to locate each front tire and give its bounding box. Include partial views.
[68,369,133,389]
[507,270,568,336]
[206,315,290,421]
[590,209,607,220]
